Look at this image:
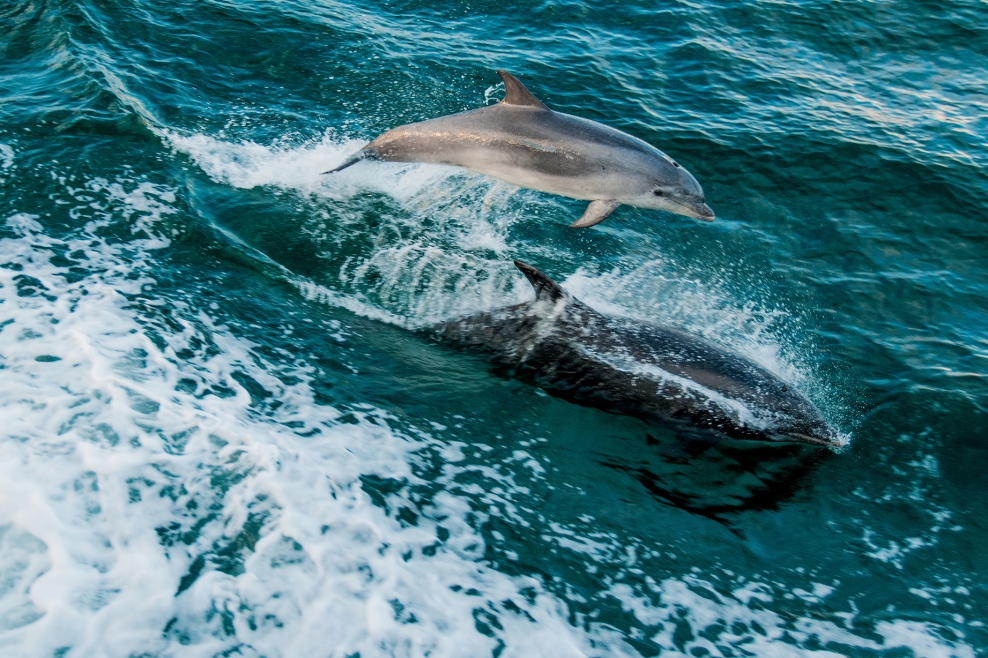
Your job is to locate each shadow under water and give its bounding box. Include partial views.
[597,426,830,520]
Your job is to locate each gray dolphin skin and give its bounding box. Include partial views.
[326,70,714,228]
[429,261,841,447]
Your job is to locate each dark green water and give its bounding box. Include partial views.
[1,1,986,655]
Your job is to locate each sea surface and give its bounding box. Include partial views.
[1,1,986,656]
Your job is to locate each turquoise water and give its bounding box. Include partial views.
[1,0,986,655]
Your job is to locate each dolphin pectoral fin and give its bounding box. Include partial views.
[321,148,378,174]
[569,200,620,228]
[496,70,550,110]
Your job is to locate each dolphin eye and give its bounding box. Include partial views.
[653,190,664,197]
[672,161,680,168]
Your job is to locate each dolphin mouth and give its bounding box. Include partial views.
[681,200,715,222]
[772,431,843,448]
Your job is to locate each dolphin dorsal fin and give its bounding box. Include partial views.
[514,260,566,302]
[497,71,549,110]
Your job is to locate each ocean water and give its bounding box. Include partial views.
[1,0,986,655]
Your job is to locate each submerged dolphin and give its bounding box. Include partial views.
[326,70,714,228]
[429,261,842,447]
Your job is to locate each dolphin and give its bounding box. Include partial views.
[325,70,714,228]
[428,261,842,447]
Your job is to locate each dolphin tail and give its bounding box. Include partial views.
[513,260,566,302]
[322,148,379,174]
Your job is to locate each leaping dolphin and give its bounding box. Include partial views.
[429,261,842,448]
[325,70,714,228]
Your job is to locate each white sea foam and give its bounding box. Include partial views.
[0,143,13,170]
[164,129,497,213]
[165,130,373,198]
[609,577,974,658]
[0,176,970,655]
[0,194,634,657]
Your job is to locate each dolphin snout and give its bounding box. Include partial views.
[785,432,840,447]
[692,201,715,222]
[672,198,715,222]
[772,421,844,448]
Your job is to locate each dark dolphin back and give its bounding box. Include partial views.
[596,319,790,402]
[430,261,837,447]
[584,316,833,443]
